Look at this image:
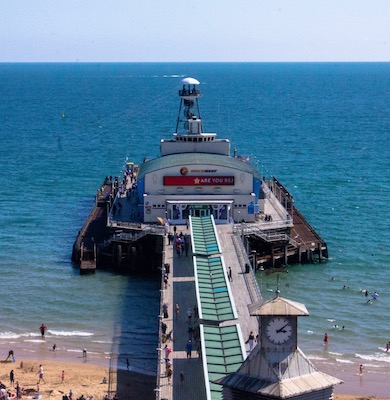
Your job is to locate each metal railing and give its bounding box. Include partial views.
[232,233,262,303]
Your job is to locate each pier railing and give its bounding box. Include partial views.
[267,189,292,221]
[233,223,313,253]
[234,222,290,236]
[103,225,166,247]
[232,233,262,303]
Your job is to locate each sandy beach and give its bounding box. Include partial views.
[315,359,390,400]
[0,358,155,400]
[0,354,389,400]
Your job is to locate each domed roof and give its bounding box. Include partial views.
[181,77,200,85]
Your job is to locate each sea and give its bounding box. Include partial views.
[0,63,389,378]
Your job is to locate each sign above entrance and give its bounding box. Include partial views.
[164,176,235,186]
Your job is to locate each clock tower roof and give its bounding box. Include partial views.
[248,296,309,317]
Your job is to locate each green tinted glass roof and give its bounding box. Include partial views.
[191,216,221,256]
[201,324,245,400]
[195,256,237,322]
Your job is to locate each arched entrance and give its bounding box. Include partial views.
[167,201,232,225]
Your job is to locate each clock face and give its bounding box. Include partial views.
[265,317,293,345]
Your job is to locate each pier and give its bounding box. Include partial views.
[71,178,113,272]
[156,216,262,400]
[72,173,327,274]
[72,78,328,275]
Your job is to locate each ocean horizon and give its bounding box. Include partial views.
[0,62,389,378]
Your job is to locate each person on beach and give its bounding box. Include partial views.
[83,349,87,358]
[386,341,390,352]
[37,365,45,384]
[9,370,14,385]
[53,344,57,352]
[359,364,364,374]
[61,370,65,383]
[5,350,15,362]
[40,324,47,337]
[16,382,22,399]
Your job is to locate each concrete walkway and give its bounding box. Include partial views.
[158,228,207,400]
[157,223,262,400]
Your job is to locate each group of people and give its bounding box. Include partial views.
[167,229,191,257]
[0,371,34,400]
[0,380,23,400]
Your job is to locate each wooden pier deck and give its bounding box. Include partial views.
[72,180,113,271]
[157,223,261,400]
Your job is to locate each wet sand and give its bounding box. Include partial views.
[315,359,390,400]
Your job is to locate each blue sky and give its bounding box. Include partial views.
[1,0,389,62]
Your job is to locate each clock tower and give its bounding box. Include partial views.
[216,292,342,400]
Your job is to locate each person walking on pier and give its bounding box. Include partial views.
[186,339,193,359]
[228,267,233,282]
[246,331,255,351]
[164,344,172,362]
[187,308,192,323]
[167,365,173,385]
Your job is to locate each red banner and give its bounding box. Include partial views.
[163,176,235,186]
